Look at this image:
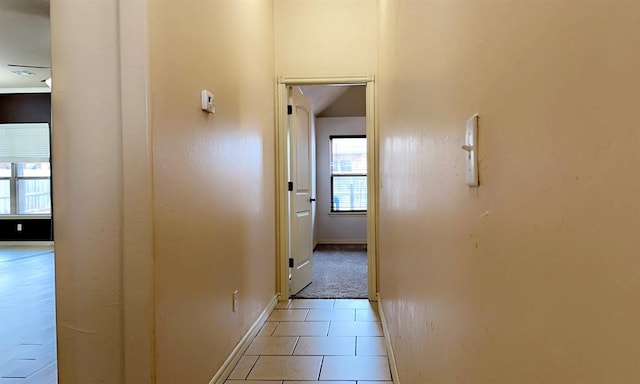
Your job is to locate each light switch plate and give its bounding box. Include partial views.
[464,114,479,186]
[201,90,215,113]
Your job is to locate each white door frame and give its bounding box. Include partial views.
[276,75,378,301]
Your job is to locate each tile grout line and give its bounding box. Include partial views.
[243,354,260,381]
[317,355,325,381]
[291,336,300,356]
[268,321,279,336]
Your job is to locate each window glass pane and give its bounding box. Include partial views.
[331,138,367,175]
[0,179,9,214]
[332,175,367,211]
[17,179,51,214]
[0,162,11,177]
[17,162,51,177]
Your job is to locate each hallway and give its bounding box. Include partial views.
[40,0,640,382]
[225,299,392,383]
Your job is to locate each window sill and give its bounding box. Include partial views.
[0,215,52,219]
[328,211,367,217]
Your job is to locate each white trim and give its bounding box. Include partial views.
[365,80,378,301]
[276,81,289,302]
[315,239,367,245]
[328,212,367,217]
[277,75,374,85]
[0,87,51,94]
[0,241,53,246]
[209,294,279,384]
[0,215,51,219]
[276,75,378,301]
[378,294,401,384]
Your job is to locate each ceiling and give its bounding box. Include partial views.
[300,85,365,117]
[300,85,349,115]
[0,0,51,90]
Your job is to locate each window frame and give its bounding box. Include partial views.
[0,163,16,215]
[329,135,367,213]
[0,162,52,217]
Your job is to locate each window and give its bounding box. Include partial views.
[0,162,51,216]
[330,136,367,212]
[0,123,51,216]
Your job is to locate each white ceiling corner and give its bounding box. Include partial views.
[300,85,350,116]
[0,0,51,90]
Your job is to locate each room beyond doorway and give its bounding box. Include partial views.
[275,75,378,301]
[294,244,368,299]
[0,246,57,383]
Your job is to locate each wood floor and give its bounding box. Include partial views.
[0,247,57,383]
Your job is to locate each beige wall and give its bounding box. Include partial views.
[53,1,380,382]
[274,0,377,76]
[149,1,276,383]
[377,1,640,383]
[51,0,125,382]
[53,1,276,383]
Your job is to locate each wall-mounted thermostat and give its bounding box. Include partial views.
[201,90,215,113]
[462,114,479,187]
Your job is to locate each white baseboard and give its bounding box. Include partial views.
[209,294,278,384]
[377,293,400,384]
[316,239,367,245]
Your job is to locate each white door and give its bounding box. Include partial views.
[289,86,314,295]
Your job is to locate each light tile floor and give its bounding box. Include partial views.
[225,299,393,384]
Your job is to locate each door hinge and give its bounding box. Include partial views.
[287,105,293,115]
[289,258,294,268]
[287,181,293,191]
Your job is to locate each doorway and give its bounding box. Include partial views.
[276,75,377,301]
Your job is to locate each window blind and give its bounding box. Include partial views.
[0,123,50,162]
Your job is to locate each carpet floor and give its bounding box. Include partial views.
[293,244,368,299]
